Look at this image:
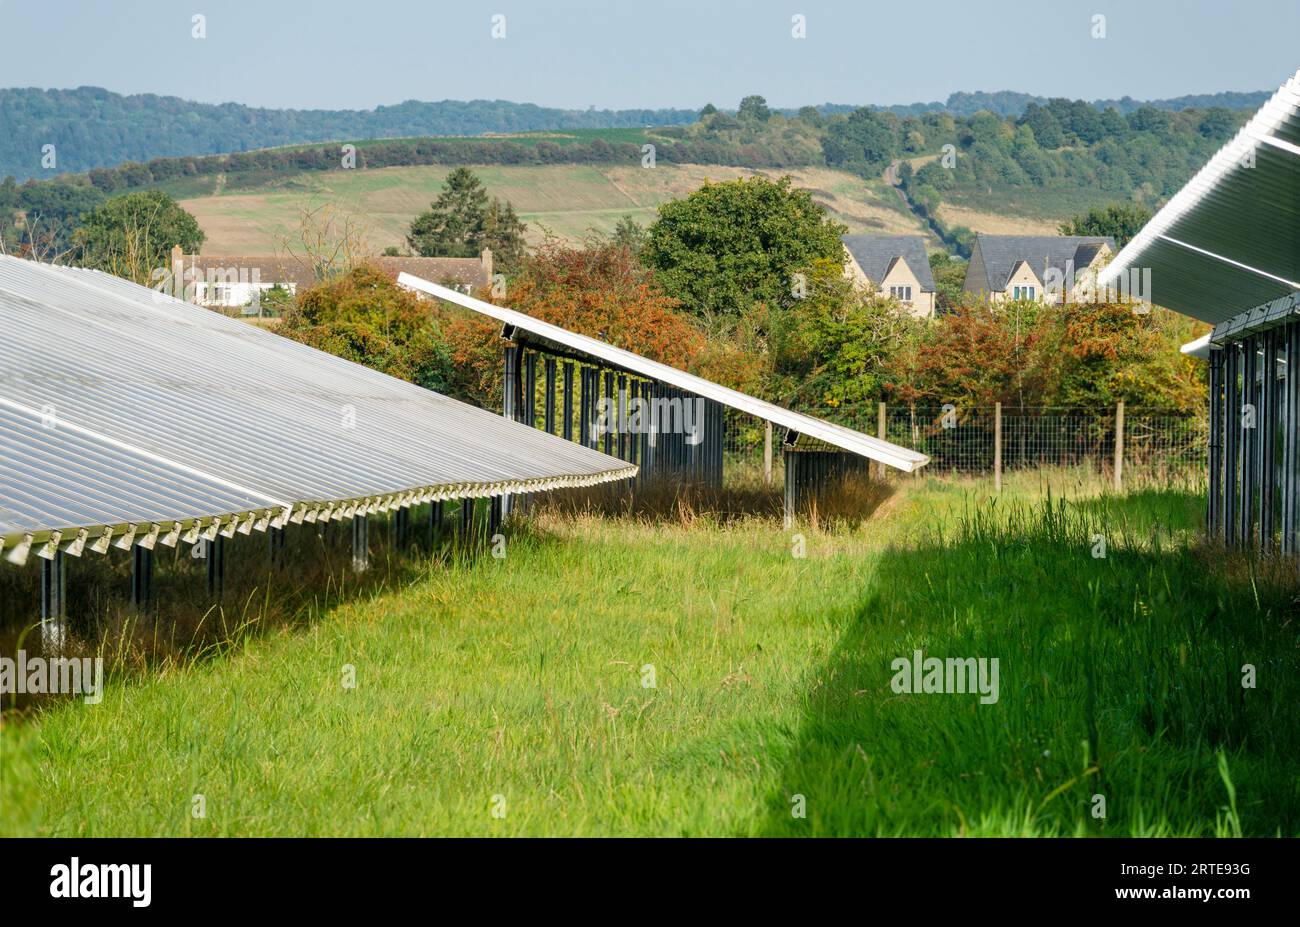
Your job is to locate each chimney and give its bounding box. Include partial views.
[481,248,493,284]
[171,245,187,302]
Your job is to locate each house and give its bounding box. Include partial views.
[962,234,1114,304]
[841,234,937,318]
[170,247,494,313]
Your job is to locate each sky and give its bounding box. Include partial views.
[1,0,1296,111]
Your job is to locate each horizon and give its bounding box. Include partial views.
[0,81,1280,115]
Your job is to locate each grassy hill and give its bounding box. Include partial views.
[175,161,930,255]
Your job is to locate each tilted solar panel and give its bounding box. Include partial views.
[0,256,636,564]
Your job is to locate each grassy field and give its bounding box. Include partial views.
[938,185,1119,231]
[174,162,928,255]
[2,470,1296,837]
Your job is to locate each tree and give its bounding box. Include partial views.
[276,199,372,282]
[643,175,848,326]
[770,258,920,419]
[406,167,489,258]
[928,252,969,312]
[72,190,203,283]
[481,197,527,273]
[1060,202,1152,248]
[610,214,646,255]
[439,239,703,406]
[1020,103,1065,149]
[797,106,822,127]
[699,103,718,118]
[738,95,771,123]
[406,167,527,273]
[822,107,899,174]
[280,263,454,393]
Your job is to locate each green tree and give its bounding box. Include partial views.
[1020,103,1065,149]
[643,175,847,325]
[280,263,454,393]
[797,105,823,127]
[406,167,527,273]
[72,190,203,283]
[610,214,646,255]
[771,258,919,417]
[738,95,771,122]
[822,107,899,174]
[482,198,527,273]
[928,252,969,312]
[1060,202,1152,248]
[406,167,490,258]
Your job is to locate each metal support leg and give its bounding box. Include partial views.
[617,374,628,460]
[207,535,225,599]
[1242,337,1258,545]
[562,361,574,442]
[579,366,590,448]
[603,370,614,456]
[489,495,502,537]
[267,525,286,570]
[459,497,475,542]
[1283,322,1300,557]
[132,544,153,612]
[1260,330,1277,549]
[783,448,798,530]
[428,500,443,548]
[525,351,537,427]
[544,357,556,435]
[1208,346,1223,537]
[351,515,369,573]
[502,344,520,519]
[41,550,67,652]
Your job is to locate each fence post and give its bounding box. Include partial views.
[763,421,773,485]
[994,401,1002,492]
[1113,400,1125,492]
[877,401,887,479]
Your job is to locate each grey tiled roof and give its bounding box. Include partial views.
[841,235,936,292]
[973,235,1115,290]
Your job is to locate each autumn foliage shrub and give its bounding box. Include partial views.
[441,239,709,407]
[279,262,454,393]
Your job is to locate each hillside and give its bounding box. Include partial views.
[174,162,929,255]
[0,94,1254,260]
[0,86,699,181]
[0,84,1269,182]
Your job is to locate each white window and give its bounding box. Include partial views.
[1012,285,1036,301]
[889,285,913,303]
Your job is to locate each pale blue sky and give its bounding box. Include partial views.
[1,0,1296,110]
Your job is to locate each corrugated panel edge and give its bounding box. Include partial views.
[1,464,637,566]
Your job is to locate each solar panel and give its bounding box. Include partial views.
[0,257,636,564]
[1100,69,1300,323]
[398,274,931,472]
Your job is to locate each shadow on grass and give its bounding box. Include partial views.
[754,488,1300,836]
[0,499,566,719]
[536,474,895,530]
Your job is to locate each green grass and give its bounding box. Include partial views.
[1,474,1296,836]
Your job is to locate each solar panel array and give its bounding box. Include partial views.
[1100,68,1300,324]
[0,257,636,565]
[398,274,931,472]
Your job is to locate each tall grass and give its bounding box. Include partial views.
[1,476,1295,836]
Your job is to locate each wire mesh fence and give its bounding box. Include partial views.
[721,403,1207,486]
